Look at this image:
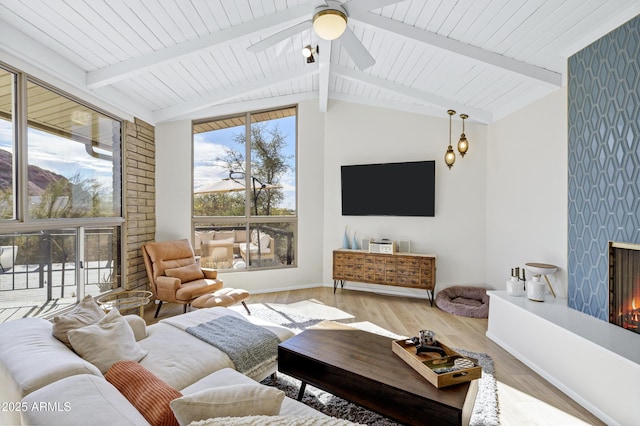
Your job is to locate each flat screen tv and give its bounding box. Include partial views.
[341,160,435,217]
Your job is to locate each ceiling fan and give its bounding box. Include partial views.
[247,0,401,71]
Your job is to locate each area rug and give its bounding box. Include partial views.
[242,302,500,425]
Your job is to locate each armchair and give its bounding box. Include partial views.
[141,239,249,318]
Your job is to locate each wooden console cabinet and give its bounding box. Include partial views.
[332,249,436,305]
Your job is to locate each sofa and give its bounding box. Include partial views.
[0,301,337,425]
[195,230,274,263]
[194,230,248,257]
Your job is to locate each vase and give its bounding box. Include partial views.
[342,227,350,249]
[352,232,359,250]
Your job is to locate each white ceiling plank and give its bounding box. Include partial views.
[331,92,445,121]
[173,0,210,37]
[333,64,492,123]
[188,0,222,33]
[318,38,331,112]
[181,91,317,122]
[354,12,563,88]
[247,19,312,52]
[162,1,204,40]
[0,22,86,86]
[559,0,640,57]
[86,3,312,88]
[71,0,154,56]
[0,2,109,69]
[142,0,189,44]
[102,0,172,50]
[344,0,409,17]
[153,65,318,122]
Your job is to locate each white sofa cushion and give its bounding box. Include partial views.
[51,295,105,346]
[182,368,326,419]
[171,383,284,426]
[190,416,361,426]
[67,309,148,374]
[21,374,149,426]
[0,318,101,397]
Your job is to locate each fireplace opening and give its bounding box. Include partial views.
[609,242,640,334]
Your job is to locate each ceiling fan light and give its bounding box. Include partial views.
[313,9,347,40]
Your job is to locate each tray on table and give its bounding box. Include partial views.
[391,339,482,388]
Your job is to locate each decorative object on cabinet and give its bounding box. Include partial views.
[524,262,557,298]
[342,226,350,249]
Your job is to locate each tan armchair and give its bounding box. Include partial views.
[142,239,249,318]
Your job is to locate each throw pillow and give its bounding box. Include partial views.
[207,237,234,245]
[165,263,204,282]
[170,384,285,426]
[213,230,235,240]
[67,308,148,373]
[259,234,271,250]
[106,360,181,426]
[52,294,106,346]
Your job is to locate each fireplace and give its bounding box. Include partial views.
[609,242,640,334]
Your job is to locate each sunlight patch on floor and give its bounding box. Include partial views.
[497,381,594,425]
[248,299,355,321]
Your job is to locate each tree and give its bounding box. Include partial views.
[216,122,292,215]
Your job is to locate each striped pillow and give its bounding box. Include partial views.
[106,361,181,426]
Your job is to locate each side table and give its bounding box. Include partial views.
[97,290,152,317]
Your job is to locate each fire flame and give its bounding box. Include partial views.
[633,299,637,310]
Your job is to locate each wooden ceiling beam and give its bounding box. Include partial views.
[152,65,317,123]
[86,4,311,89]
[333,64,492,123]
[354,13,563,88]
[317,39,332,113]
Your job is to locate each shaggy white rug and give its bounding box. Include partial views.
[239,302,500,425]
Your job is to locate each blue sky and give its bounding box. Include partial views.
[193,115,297,211]
[0,119,115,193]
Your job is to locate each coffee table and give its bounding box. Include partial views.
[277,321,478,426]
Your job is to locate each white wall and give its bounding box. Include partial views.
[155,94,568,298]
[485,88,568,297]
[155,100,326,292]
[322,101,488,296]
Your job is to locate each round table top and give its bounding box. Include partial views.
[525,262,558,275]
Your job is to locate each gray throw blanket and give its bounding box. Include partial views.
[186,315,280,376]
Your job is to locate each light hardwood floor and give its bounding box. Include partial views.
[144,287,603,426]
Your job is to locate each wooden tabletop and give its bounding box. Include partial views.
[278,321,476,425]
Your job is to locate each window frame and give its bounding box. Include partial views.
[191,106,298,271]
[0,61,125,299]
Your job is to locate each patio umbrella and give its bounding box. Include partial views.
[194,178,281,194]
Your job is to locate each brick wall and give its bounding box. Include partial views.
[123,118,155,291]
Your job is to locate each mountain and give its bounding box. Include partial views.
[0,148,67,195]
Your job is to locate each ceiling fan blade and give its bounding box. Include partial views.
[247,20,312,53]
[340,27,375,70]
[343,0,403,16]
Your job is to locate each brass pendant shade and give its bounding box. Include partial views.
[458,114,469,157]
[444,110,456,169]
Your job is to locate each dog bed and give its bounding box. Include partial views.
[435,286,489,318]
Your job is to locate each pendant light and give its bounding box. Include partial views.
[458,114,469,157]
[444,110,456,169]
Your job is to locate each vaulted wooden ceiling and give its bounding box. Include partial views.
[0,0,638,124]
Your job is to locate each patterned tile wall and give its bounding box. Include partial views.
[568,15,640,320]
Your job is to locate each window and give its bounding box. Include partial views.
[0,63,123,321]
[0,68,15,219]
[193,107,297,270]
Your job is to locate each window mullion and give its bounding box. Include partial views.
[16,72,28,222]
